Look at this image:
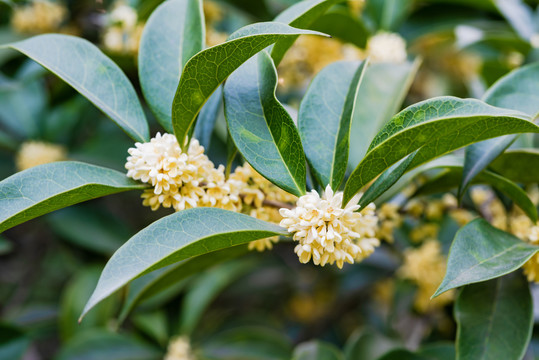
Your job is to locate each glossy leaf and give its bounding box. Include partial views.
[5,34,149,142]
[344,97,537,204]
[455,274,533,360]
[138,0,203,132]
[434,219,538,297]
[224,51,306,196]
[299,60,366,189]
[119,245,248,321]
[171,22,325,150]
[271,0,346,65]
[0,162,146,234]
[310,9,370,48]
[193,86,223,149]
[180,259,254,334]
[490,149,539,184]
[293,341,343,360]
[55,330,162,360]
[460,62,539,198]
[348,60,421,169]
[344,330,402,360]
[81,208,287,319]
[418,343,456,360]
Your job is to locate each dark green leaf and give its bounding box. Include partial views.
[119,246,247,322]
[455,273,533,360]
[224,51,306,196]
[172,22,325,150]
[418,343,456,360]
[194,86,223,149]
[434,219,538,297]
[132,311,168,347]
[460,62,539,198]
[377,350,429,360]
[0,324,29,360]
[0,161,146,234]
[293,340,343,360]
[344,97,537,204]
[348,60,421,169]
[138,0,203,131]
[299,60,366,189]
[55,330,162,360]
[490,149,539,184]
[5,34,149,142]
[81,208,287,319]
[271,0,346,65]
[310,9,370,48]
[364,0,414,31]
[0,235,12,255]
[344,330,402,360]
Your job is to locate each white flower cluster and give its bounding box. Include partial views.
[366,32,407,64]
[103,1,144,54]
[125,133,239,212]
[11,0,67,34]
[16,141,67,171]
[279,186,379,268]
[164,336,194,360]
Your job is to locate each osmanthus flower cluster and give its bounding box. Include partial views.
[102,1,144,55]
[16,141,67,171]
[164,336,195,360]
[11,0,68,35]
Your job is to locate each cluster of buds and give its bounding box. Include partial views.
[102,1,144,55]
[11,0,68,34]
[16,141,67,171]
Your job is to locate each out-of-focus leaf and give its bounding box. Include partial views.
[492,0,536,41]
[271,0,346,65]
[310,9,370,48]
[490,149,539,184]
[0,161,146,233]
[132,311,168,347]
[460,62,539,198]
[292,340,343,360]
[418,343,456,360]
[119,245,248,321]
[59,267,118,341]
[344,97,537,204]
[55,330,162,360]
[455,274,533,360]
[377,350,429,360]
[201,327,293,360]
[224,51,306,196]
[138,0,203,131]
[171,22,325,149]
[348,59,421,169]
[0,323,30,360]
[194,86,223,150]
[0,235,12,255]
[364,0,414,31]
[299,60,366,189]
[344,329,402,360]
[81,208,287,319]
[42,97,88,144]
[5,34,149,142]
[434,219,538,297]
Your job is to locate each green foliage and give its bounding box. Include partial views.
[5,35,150,142]
[0,162,146,233]
[435,219,538,297]
[455,274,533,360]
[224,51,306,196]
[292,340,343,360]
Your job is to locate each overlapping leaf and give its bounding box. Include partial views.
[344,97,537,203]
[299,60,366,190]
[5,34,149,142]
[138,0,203,132]
[0,162,146,233]
[490,149,539,184]
[171,22,325,149]
[81,208,287,319]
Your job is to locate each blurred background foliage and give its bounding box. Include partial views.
[0,0,538,359]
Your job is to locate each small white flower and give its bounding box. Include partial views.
[110,3,138,29]
[279,185,379,268]
[366,32,407,64]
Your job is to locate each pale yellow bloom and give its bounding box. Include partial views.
[164,336,194,360]
[510,213,539,282]
[366,32,407,64]
[409,223,439,243]
[203,0,223,26]
[109,2,138,29]
[376,203,402,243]
[348,0,365,16]
[206,28,228,47]
[449,208,476,226]
[425,199,444,220]
[11,0,67,34]
[404,199,424,218]
[16,141,67,171]
[279,185,379,268]
[102,2,143,55]
[399,240,454,313]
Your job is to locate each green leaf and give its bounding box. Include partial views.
[358,150,418,209]
[180,259,254,334]
[434,219,538,298]
[55,330,162,360]
[0,235,12,255]
[293,341,343,360]
[490,149,539,184]
[344,97,538,204]
[119,245,247,322]
[460,62,539,198]
[138,0,203,132]
[299,60,367,190]
[455,273,533,360]
[193,86,223,149]
[81,208,287,319]
[0,324,30,360]
[224,51,306,196]
[417,343,456,360]
[364,0,414,31]
[271,0,346,65]
[171,22,326,150]
[344,329,402,360]
[492,0,536,41]
[310,9,370,48]
[0,161,146,234]
[132,311,169,347]
[377,350,429,360]
[5,34,149,142]
[347,59,420,169]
